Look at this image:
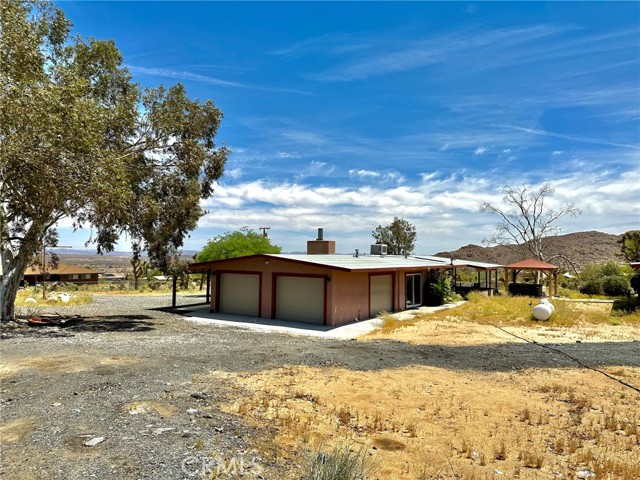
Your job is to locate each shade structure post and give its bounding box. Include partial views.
[172,275,177,308]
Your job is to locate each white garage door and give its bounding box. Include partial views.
[370,274,393,316]
[219,273,260,317]
[276,276,324,324]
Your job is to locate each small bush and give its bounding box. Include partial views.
[601,275,630,297]
[580,278,603,296]
[301,443,378,480]
[426,274,454,306]
[630,273,640,294]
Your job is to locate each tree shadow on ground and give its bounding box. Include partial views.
[66,315,157,332]
[2,315,157,338]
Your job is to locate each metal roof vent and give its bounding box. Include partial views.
[370,244,387,256]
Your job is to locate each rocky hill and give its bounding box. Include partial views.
[435,231,623,272]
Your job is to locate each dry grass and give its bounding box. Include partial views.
[203,362,639,479]
[433,293,628,326]
[14,289,93,307]
[198,300,640,479]
[368,295,638,344]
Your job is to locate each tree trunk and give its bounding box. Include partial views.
[1,249,28,322]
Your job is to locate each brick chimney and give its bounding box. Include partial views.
[307,228,336,254]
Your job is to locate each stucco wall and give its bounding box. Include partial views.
[203,256,439,326]
[330,270,370,324]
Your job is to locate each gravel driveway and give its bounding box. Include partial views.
[1,295,638,479]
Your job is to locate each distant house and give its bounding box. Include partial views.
[22,263,99,285]
[188,230,502,326]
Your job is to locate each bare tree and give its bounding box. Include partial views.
[481,184,581,264]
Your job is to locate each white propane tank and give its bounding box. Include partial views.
[533,299,555,321]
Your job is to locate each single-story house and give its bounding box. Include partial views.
[188,231,502,326]
[22,263,99,285]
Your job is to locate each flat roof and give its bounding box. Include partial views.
[190,253,455,273]
[417,255,503,270]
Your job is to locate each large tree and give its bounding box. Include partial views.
[371,217,417,255]
[0,1,228,320]
[195,227,282,262]
[481,184,581,263]
[618,230,640,263]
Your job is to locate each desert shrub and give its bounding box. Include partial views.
[612,297,639,315]
[579,278,603,296]
[577,261,631,297]
[466,291,484,303]
[599,261,624,277]
[601,275,630,296]
[301,443,378,480]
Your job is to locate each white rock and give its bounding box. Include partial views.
[576,469,595,479]
[52,402,62,407]
[83,436,105,447]
[58,293,71,303]
[25,297,37,304]
[186,408,198,415]
[152,427,175,435]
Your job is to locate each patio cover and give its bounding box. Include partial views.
[504,258,558,296]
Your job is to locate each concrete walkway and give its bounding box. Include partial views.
[182,301,465,339]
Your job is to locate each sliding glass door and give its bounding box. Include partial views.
[406,273,422,308]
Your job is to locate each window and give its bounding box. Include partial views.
[70,274,79,280]
[406,273,422,308]
[83,274,91,279]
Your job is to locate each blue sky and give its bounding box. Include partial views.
[57,1,639,255]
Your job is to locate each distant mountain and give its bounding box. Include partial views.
[51,249,199,257]
[435,231,623,272]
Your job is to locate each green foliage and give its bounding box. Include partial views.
[425,273,454,306]
[578,262,630,297]
[618,230,640,262]
[195,227,281,262]
[599,261,624,278]
[371,217,417,255]
[167,255,191,289]
[145,268,163,282]
[601,275,630,297]
[579,278,603,296]
[0,1,228,320]
[301,443,378,480]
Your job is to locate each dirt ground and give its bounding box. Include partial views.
[1,295,639,479]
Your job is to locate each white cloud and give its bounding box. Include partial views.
[278,151,301,158]
[349,169,380,178]
[225,168,244,180]
[195,169,638,254]
[552,150,563,156]
[474,146,487,155]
